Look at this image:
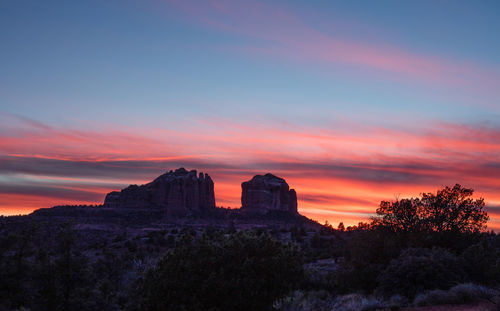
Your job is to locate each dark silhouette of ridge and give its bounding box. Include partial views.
[103,167,215,217]
[30,168,320,229]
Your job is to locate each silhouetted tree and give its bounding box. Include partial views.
[373,184,488,234]
[337,222,345,232]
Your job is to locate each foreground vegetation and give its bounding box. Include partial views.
[1,184,499,310]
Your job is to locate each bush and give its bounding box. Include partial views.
[139,232,304,311]
[334,263,383,294]
[331,294,385,311]
[274,290,333,311]
[461,241,500,285]
[413,283,497,306]
[275,291,404,311]
[377,247,465,299]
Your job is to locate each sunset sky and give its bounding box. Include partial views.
[1,0,500,228]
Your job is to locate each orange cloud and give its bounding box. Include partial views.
[1,114,500,230]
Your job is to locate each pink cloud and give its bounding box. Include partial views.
[165,0,500,103]
[1,113,500,229]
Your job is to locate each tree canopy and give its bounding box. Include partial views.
[373,184,488,234]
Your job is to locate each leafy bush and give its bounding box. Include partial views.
[331,294,385,311]
[377,247,465,299]
[139,232,304,311]
[275,291,404,311]
[334,263,383,294]
[413,283,497,306]
[461,241,500,285]
[274,290,333,311]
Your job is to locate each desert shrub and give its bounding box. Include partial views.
[413,283,497,306]
[386,295,408,309]
[139,232,304,311]
[450,283,497,304]
[274,290,333,311]
[331,294,385,311]
[300,266,337,292]
[334,262,383,294]
[377,247,465,299]
[275,291,404,311]
[335,228,399,295]
[461,241,500,285]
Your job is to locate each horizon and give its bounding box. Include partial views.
[1,0,500,229]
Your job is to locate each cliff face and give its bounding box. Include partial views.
[241,173,298,214]
[103,168,215,216]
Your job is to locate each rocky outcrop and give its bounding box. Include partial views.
[103,168,215,216]
[241,173,298,214]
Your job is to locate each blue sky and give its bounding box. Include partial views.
[1,0,499,125]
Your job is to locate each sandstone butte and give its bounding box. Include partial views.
[103,168,298,216]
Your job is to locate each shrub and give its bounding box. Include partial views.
[275,292,402,311]
[377,247,465,299]
[139,232,304,311]
[461,241,500,285]
[274,290,333,311]
[331,294,385,311]
[334,263,383,294]
[413,283,497,306]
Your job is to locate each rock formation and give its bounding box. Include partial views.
[104,168,215,216]
[241,173,298,214]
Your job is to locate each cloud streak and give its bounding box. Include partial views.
[1,113,500,229]
[165,0,500,104]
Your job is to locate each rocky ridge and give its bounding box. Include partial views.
[103,168,215,216]
[33,168,310,227]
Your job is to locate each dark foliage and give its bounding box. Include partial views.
[373,184,488,234]
[138,231,304,311]
[329,185,496,299]
[460,238,500,286]
[1,184,499,309]
[0,223,94,311]
[376,247,465,299]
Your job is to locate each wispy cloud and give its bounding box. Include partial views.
[1,113,500,228]
[165,0,500,104]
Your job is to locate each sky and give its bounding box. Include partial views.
[1,0,500,228]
